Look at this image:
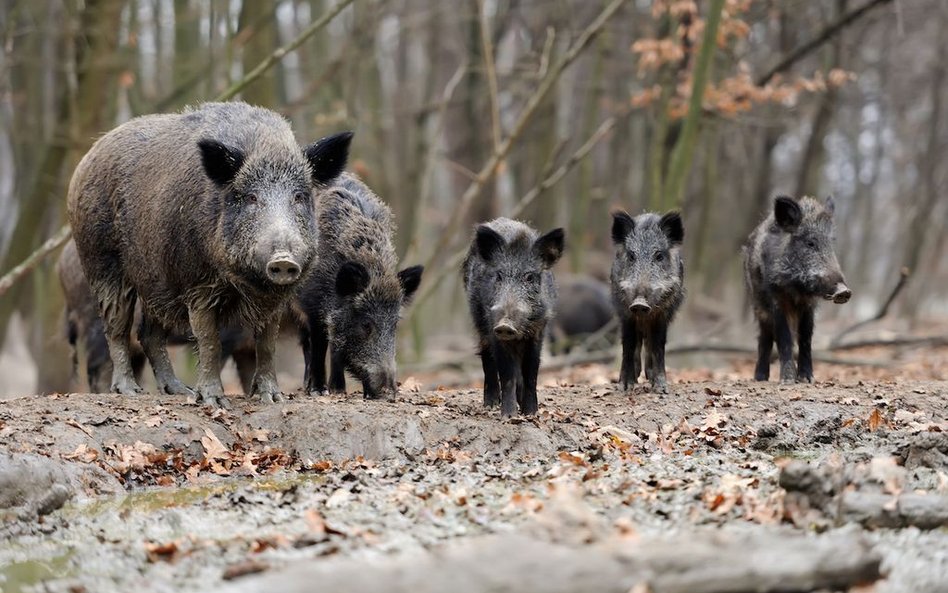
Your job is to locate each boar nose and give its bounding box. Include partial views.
[629,296,651,314]
[266,252,301,285]
[493,320,520,341]
[831,283,852,304]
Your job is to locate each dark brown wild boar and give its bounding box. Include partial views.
[744,195,852,383]
[67,102,351,406]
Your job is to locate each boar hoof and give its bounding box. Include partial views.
[111,376,143,395]
[796,373,813,384]
[257,391,285,404]
[160,378,195,397]
[650,380,669,394]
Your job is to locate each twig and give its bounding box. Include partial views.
[831,267,910,346]
[756,0,893,86]
[404,0,627,272]
[216,0,355,101]
[829,335,948,351]
[0,225,72,298]
[477,0,502,152]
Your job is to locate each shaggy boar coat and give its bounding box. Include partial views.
[67,101,351,405]
[610,210,685,393]
[298,174,423,400]
[463,218,564,417]
[744,196,852,383]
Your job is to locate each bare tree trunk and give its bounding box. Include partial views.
[238,0,277,107]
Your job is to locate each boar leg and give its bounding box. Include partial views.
[519,339,541,415]
[252,316,284,404]
[494,344,519,418]
[230,347,257,396]
[329,350,347,394]
[642,334,651,382]
[647,321,669,394]
[753,313,774,381]
[480,345,501,407]
[619,319,640,390]
[796,307,815,383]
[774,308,796,384]
[140,313,194,396]
[305,320,330,395]
[188,306,225,407]
[99,280,143,395]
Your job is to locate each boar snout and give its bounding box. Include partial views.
[363,366,397,401]
[266,252,302,285]
[629,296,651,315]
[493,320,521,341]
[829,282,852,304]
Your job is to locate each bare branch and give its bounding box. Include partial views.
[756,0,893,86]
[477,0,502,152]
[0,225,72,298]
[832,267,910,346]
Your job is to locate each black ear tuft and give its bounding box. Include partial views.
[774,196,803,231]
[659,210,684,245]
[611,210,635,245]
[534,228,565,268]
[304,131,354,185]
[335,261,369,297]
[824,195,836,216]
[398,265,424,303]
[475,225,505,263]
[198,139,245,187]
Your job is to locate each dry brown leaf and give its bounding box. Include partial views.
[144,415,162,428]
[400,376,423,393]
[222,559,269,581]
[326,488,351,508]
[66,419,94,438]
[145,541,180,563]
[867,408,887,432]
[201,428,229,461]
[62,443,99,463]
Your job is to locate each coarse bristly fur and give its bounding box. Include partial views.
[298,173,423,400]
[67,101,351,405]
[744,195,851,384]
[462,218,564,417]
[610,210,685,394]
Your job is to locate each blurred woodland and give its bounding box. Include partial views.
[0,0,946,394]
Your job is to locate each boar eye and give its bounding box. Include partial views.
[523,272,538,283]
[805,239,817,249]
[653,251,665,262]
[246,194,258,205]
[494,271,503,282]
[294,191,309,205]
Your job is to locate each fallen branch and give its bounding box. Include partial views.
[0,225,72,299]
[832,267,910,346]
[756,0,894,86]
[214,530,881,593]
[828,335,948,351]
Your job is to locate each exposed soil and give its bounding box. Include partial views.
[1,370,947,592]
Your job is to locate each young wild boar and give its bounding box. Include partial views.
[610,210,684,394]
[297,174,423,401]
[463,218,564,417]
[744,195,852,383]
[67,102,351,406]
[58,240,260,393]
[548,274,615,354]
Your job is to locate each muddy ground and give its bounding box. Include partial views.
[1,358,948,592]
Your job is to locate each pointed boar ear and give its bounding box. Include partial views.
[398,265,424,303]
[824,195,836,216]
[659,210,684,246]
[304,131,354,185]
[198,139,245,187]
[534,228,565,268]
[611,210,635,244]
[774,195,802,232]
[475,225,505,263]
[335,261,369,297]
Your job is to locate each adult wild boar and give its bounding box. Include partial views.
[67,102,352,406]
[610,210,684,394]
[298,174,423,400]
[744,195,852,383]
[463,218,564,417]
